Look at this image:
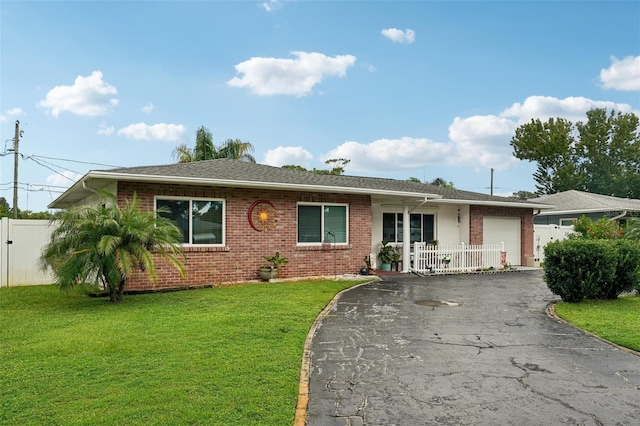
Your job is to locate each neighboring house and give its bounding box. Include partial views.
[528,190,640,263]
[529,190,640,226]
[49,159,551,291]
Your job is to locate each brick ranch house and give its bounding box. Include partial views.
[49,159,552,292]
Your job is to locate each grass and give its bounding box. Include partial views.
[0,279,367,425]
[554,295,640,352]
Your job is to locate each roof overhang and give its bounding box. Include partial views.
[429,198,556,210]
[49,171,443,209]
[536,207,639,216]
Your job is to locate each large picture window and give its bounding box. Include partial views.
[383,212,435,244]
[156,197,224,245]
[298,203,348,244]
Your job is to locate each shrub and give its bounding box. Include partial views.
[544,238,640,302]
[624,218,640,242]
[544,239,617,302]
[607,239,640,297]
[572,215,624,240]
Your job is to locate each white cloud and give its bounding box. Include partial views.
[263,146,313,167]
[0,107,24,122]
[500,95,634,124]
[117,123,187,142]
[227,51,357,96]
[448,115,519,171]
[324,137,452,173]
[142,102,154,113]
[600,56,640,91]
[45,171,83,187]
[97,123,115,135]
[381,28,416,44]
[319,95,635,176]
[262,0,282,12]
[37,71,119,117]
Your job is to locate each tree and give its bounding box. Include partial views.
[217,138,256,162]
[172,126,256,163]
[510,190,537,200]
[40,191,185,303]
[0,197,9,217]
[575,109,640,198]
[321,158,350,175]
[282,158,350,175]
[510,117,579,194]
[172,126,215,163]
[406,177,455,188]
[510,108,640,197]
[428,177,454,188]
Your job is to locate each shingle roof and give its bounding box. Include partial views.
[105,159,538,204]
[50,159,550,208]
[529,190,640,214]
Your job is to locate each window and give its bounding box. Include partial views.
[383,212,435,243]
[156,197,224,245]
[559,218,576,227]
[298,203,348,244]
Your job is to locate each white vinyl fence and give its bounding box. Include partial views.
[533,224,575,262]
[411,242,506,274]
[0,218,58,287]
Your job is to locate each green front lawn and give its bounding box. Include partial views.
[554,295,640,352]
[0,280,366,425]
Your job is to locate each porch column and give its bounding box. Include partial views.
[402,204,410,272]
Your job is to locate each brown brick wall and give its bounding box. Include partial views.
[469,205,534,265]
[118,182,372,291]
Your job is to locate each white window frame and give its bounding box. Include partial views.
[155,196,225,246]
[383,211,437,244]
[560,218,576,226]
[297,202,349,246]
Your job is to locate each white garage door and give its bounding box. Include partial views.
[483,216,521,265]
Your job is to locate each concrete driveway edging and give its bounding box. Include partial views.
[294,277,380,426]
[546,302,640,357]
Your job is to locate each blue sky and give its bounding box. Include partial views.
[1,0,639,213]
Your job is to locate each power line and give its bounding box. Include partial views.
[22,154,79,182]
[27,154,121,168]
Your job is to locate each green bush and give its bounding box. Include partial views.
[544,239,640,302]
[608,239,640,297]
[544,239,617,302]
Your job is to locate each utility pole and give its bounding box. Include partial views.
[490,168,494,196]
[13,120,19,219]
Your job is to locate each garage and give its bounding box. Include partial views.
[483,216,521,265]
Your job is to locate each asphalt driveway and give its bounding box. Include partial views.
[305,270,640,425]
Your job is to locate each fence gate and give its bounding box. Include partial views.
[0,218,58,287]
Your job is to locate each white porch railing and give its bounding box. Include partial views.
[411,242,506,274]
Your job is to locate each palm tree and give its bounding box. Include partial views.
[172,143,196,163]
[40,191,185,302]
[172,126,255,163]
[217,138,256,162]
[172,126,216,163]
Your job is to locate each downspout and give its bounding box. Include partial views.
[409,197,429,213]
[82,179,100,195]
[609,211,627,221]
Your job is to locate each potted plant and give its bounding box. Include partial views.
[378,241,394,271]
[259,251,289,281]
